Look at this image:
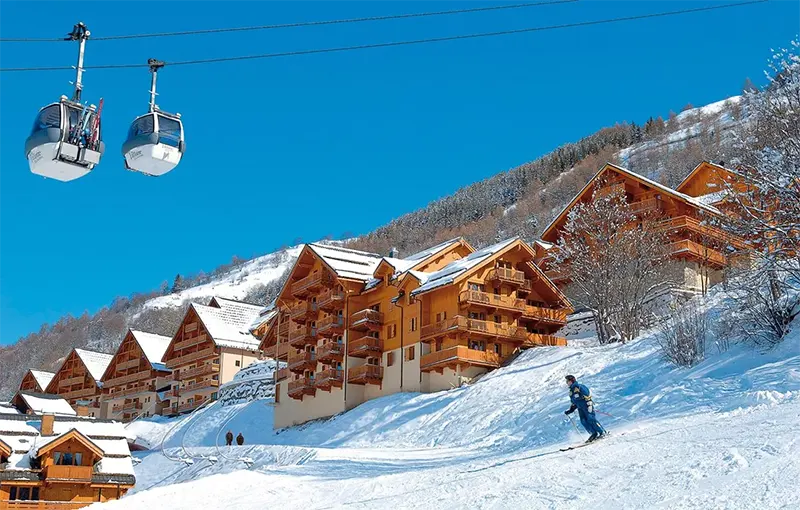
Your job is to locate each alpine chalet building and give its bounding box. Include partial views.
[162,297,262,415]
[17,370,55,394]
[268,238,572,428]
[44,349,113,418]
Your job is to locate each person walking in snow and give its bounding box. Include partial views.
[236,432,244,446]
[225,430,233,446]
[564,375,607,443]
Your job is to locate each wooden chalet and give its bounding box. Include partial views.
[10,393,76,417]
[18,371,55,395]
[44,350,113,419]
[161,297,263,416]
[272,238,571,429]
[0,412,135,509]
[99,330,172,421]
[537,162,748,293]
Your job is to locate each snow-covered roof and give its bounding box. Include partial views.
[74,349,114,383]
[411,238,519,296]
[0,402,20,415]
[16,392,76,416]
[0,418,39,435]
[534,239,554,251]
[694,190,730,206]
[129,330,172,370]
[308,243,383,282]
[28,370,55,390]
[248,305,277,333]
[192,301,261,351]
[364,238,468,291]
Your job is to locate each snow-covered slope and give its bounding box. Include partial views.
[112,283,800,509]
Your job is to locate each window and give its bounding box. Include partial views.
[235,360,241,367]
[75,453,83,466]
[405,346,416,361]
[31,104,61,134]
[370,304,381,312]
[494,343,502,355]
[211,392,218,400]
[468,282,484,291]
[9,487,38,501]
[212,358,220,365]
[58,452,74,465]
[410,318,417,332]
[387,352,395,367]
[387,324,397,339]
[494,315,501,323]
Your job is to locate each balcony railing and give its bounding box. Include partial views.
[318,288,345,310]
[521,333,568,348]
[521,305,568,324]
[60,387,96,400]
[668,239,727,267]
[349,309,383,331]
[109,382,156,399]
[544,268,569,283]
[176,363,219,381]
[317,315,345,336]
[275,367,290,382]
[122,401,143,411]
[173,334,209,351]
[658,215,747,250]
[291,272,333,296]
[287,351,316,372]
[178,398,207,413]
[288,326,317,348]
[317,341,344,363]
[287,377,316,399]
[58,375,85,387]
[181,378,219,394]
[595,181,626,198]
[420,316,527,342]
[315,368,344,390]
[103,370,151,388]
[348,336,383,357]
[420,346,501,371]
[347,365,383,385]
[290,301,318,322]
[486,267,526,286]
[629,197,662,215]
[115,358,142,371]
[458,290,525,313]
[165,347,217,369]
[278,321,290,335]
[43,464,92,481]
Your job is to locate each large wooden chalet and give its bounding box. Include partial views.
[44,350,113,419]
[161,297,263,415]
[100,329,173,422]
[536,162,748,293]
[18,371,55,395]
[269,237,572,429]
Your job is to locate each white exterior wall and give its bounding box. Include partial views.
[274,382,348,429]
[219,348,260,384]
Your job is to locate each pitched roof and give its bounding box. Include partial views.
[675,161,739,195]
[248,304,277,333]
[74,349,114,383]
[191,299,261,350]
[129,330,172,370]
[28,370,55,391]
[307,243,383,282]
[14,392,76,416]
[410,238,519,296]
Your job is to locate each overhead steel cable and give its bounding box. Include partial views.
[0,1,577,42]
[0,1,768,73]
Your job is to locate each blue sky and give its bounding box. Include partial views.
[1,0,797,345]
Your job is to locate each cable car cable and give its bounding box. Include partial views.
[0,1,576,43]
[0,1,767,73]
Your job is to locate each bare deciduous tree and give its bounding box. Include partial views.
[657,300,708,367]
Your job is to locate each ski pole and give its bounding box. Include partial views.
[567,414,580,433]
[596,410,614,418]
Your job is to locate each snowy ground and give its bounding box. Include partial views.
[108,286,800,510]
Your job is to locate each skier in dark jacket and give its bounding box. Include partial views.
[225,430,233,446]
[564,375,607,443]
[236,432,244,446]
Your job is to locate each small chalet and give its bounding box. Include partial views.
[44,350,113,418]
[18,371,55,395]
[0,412,135,508]
[10,393,76,417]
[162,297,263,415]
[100,329,173,421]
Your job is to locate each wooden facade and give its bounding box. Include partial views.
[537,162,748,292]
[43,351,112,419]
[270,238,571,429]
[17,372,54,395]
[100,330,172,422]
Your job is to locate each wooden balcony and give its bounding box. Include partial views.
[420,316,527,342]
[658,215,747,250]
[181,378,219,394]
[318,288,345,311]
[173,334,209,351]
[116,358,143,371]
[348,365,383,385]
[290,301,318,322]
[287,378,316,400]
[486,267,526,286]
[317,341,344,364]
[545,268,569,284]
[103,370,151,388]
[165,347,217,369]
[109,382,155,399]
[275,367,290,382]
[630,197,662,215]
[59,375,85,387]
[317,315,345,337]
[348,336,383,358]
[288,326,317,348]
[315,368,344,390]
[263,341,291,359]
[595,181,626,198]
[278,321,290,335]
[162,406,178,416]
[518,279,533,293]
[349,309,383,331]
[43,464,92,482]
[420,346,501,372]
[668,239,727,267]
[122,401,144,411]
[178,398,207,413]
[521,333,568,348]
[521,305,568,325]
[60,387,96,400]
[176,363,219,381]
[458,290,525,313]
[287,351,316,373]
[291,271,333,297]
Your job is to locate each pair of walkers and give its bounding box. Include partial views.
[225,430,244,446]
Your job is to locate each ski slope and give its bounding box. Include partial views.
[107,286,800,510]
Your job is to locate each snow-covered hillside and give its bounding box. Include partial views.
[109,283,800,510]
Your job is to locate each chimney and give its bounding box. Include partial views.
[41,414,55,436]
[75,405,89,417]
[389,247,399,258]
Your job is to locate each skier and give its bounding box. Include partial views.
[564,375,607,443]
[236,432,244,446]
[225,430,233,446]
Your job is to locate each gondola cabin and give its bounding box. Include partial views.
[122,110,184,176]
